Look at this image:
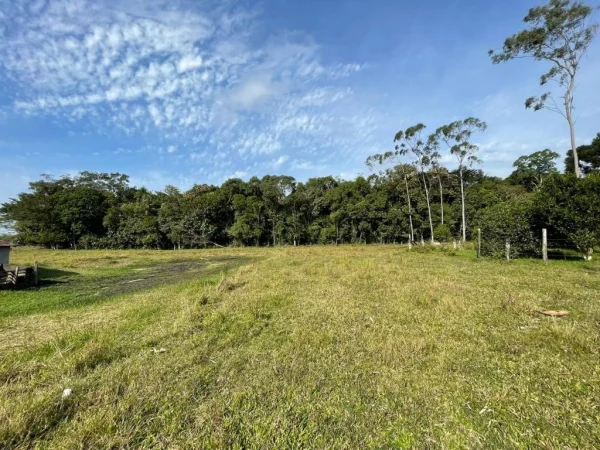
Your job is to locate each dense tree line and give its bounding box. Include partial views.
[1,132,599,259]
[0,168,489,249]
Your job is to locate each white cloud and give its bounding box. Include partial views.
[291,159,325,171]
[0,0,385,190]
[227,75,280,110]
[224,170,249,181]
[272,155,288,168]
[339,170,363,181]
[177,54,204,74]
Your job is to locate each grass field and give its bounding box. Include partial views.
[1,245,599,449]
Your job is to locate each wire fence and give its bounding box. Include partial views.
[547,239,582,261]
[476,229,589,262]
[508,240,582,260]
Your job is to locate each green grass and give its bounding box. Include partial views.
[1,245,600,448]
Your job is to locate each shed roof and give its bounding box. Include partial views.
[0,240,13,248]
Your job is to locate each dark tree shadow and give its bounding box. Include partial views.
[39,268,80,279]
[22,268,80,290]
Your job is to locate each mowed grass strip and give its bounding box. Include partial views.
[1,246,599,449]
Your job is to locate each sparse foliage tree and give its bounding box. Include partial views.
[489,0,598,177]
[435,118,487,242]
[433,166,449,225]
[394,124,437,242]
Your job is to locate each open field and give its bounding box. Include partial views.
[1,246,600,449]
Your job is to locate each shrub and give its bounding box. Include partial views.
[570,230,597,260]
[433,224,453,243]
[533,173,600,260]
[473,197,538,258]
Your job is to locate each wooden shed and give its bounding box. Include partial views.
[0,240,11,266]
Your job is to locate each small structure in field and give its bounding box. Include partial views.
[0,242,39,289]
[0,263,39,289]
[0,240,11,265]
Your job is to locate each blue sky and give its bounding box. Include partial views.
[1,0,599,204]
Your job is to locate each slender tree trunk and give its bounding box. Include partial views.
[565,79,580,177]
[421,171,434,242]
[404,175,414,242]
[460,167,466,243]
[438,174,444,225]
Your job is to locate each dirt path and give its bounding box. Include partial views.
[72,256,251,300]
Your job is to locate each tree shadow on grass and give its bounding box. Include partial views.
[37,268,80,287]
[1,267,80,291]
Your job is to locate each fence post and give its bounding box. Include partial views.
[477,228,481,258]
[505,241,510,261]
[542,228,548,264]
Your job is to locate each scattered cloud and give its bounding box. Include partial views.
[223,170,250,182]
[1,0,598,202]
[291,159,325,171]
[1,0,377,171]
[271,155,289,168]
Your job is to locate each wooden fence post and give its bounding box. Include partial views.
[477,228,481,258]
[542,228,548,264]
[505,241,510,261]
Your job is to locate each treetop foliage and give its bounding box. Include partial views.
[507,149,560,190]
[489,0,597,77]
[489,0,598,111]
[489,0,598,179]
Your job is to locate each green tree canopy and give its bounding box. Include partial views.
[507,149,560,190]
[565,133,600,175]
